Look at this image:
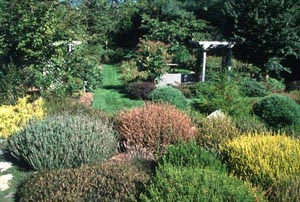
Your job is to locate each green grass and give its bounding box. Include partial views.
[93,64,144,113]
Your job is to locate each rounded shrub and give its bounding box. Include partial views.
[148,86,189,110]
[8,113,117,170]
[221,133,300,201]
[140,164,265,202]
[240,77,269,97]
[17,161,152,202]
[161,141,226,172]
[252,94,300,129]
[126,81,156,100]
[115,102,197,153]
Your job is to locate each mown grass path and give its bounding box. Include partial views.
[92,65,143,113]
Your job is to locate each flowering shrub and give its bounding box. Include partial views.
[0,96,44,138]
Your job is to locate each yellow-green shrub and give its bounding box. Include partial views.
[221,133,300,200]
[0,96,44,138]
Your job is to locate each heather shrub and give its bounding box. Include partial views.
[17,161,152,202]
[148,86,189,110]
[115,102,197,153]
[233,115,268,133]
[252,94,300,129]
[0,96,44,138]
[126,81,156,100]
[266,78,285,93]
[140,164,265,202]
[161,141,226,172]
[239,77,269,97]
[8,114,117,170]
[221,133,300,201]
[197,117,241,154]
[119,60,148,84]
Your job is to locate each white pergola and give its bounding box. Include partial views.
[191,41,235,82]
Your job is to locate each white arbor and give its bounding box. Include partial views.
[191,41,235,81]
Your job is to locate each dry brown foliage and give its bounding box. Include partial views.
[115,102,197,153]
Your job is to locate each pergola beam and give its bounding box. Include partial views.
[191,40,235,82]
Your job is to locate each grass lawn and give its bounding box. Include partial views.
[93,64,144,113]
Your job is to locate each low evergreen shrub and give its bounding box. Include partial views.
[8,113,117,170]
[148,86,189,110]
[233,115,268,133]
[115,102,197,154]
[239,77,269,97]
[17,161,152,202]
[161,141,226,172]
[139,164,265,202]
[266,78,285,93]
[252,94,300,129]
[221,133,300,201]
[126,82,156,100]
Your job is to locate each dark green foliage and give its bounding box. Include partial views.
[140,164,265,202]
[126,82,156,100]
[240,77,269,97]
[17,161,152,202]
[148,86,189,110]
[253,94,300,129]
[161,141,226,172]
[190,77,251,116]
[223,0,300,75]
[266,78,286,93]
[8,113,117,170]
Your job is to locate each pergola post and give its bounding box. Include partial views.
[202,50,207,82]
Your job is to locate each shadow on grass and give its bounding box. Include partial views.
[1,150,32,172]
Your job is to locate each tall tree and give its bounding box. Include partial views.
[223,0,300,76]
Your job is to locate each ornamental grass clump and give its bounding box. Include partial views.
[221,133,300,201]
[0,96,44,138]
[115,102,197,154]
[8,113,117,170]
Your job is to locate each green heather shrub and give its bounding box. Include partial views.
[140,164,265,202]
[115,103,197,154]
[269,177,300,202]
[221,133,300,201]
[17,161,152,202]
[126,81,156,100]
[8,114,117,170]
[148,86,189,110]
[252,94,300,129]
[239,77,269,97]
[161,141,226,172]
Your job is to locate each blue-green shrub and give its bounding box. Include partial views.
[240,77,269,97]
[148,86,189,110]
[8,113,117,170]
[253,94,300,129]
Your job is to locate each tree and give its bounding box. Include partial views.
[223,0,300,77]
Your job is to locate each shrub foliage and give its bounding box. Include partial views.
[8,113,117,170]
[0,96,44,138]
[148,86,189,110]
[252,94,300,129]
[115,102,197,153]
[239,77,269,97]
[17,161,152,202]
[126,81,156,100]
[140,164,265,202]
[221,133,300,201]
